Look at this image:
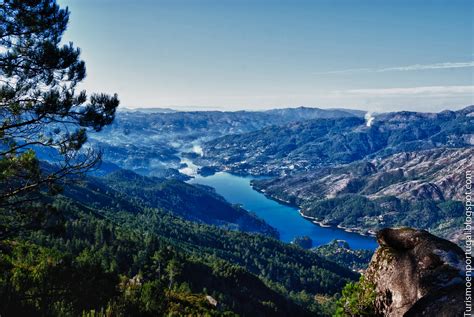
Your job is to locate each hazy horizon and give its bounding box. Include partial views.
[118,103,473,113]
[59,0,473,112]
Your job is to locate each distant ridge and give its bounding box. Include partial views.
[118,107,177,113]
[200,105,474,176]
[118,105,366,116]
[89,106,363,176]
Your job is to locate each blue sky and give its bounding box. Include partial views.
[59,0,473,112]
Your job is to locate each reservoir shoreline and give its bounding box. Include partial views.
[186,169,377,250]
[250,184,377,237]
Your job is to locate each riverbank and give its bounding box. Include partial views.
[189,171,377,250]
[251,183,377,238]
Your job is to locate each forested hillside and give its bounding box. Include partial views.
[1,169,357,316]
[64,169,278,237]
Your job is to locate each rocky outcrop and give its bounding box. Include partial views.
[365,228,465,316]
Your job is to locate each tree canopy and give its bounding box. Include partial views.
[0,0,119,206]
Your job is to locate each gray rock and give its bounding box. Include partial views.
[365,228,465,317]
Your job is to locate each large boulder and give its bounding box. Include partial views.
[365,228,465,316]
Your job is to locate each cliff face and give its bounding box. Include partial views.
[365,228,465,317]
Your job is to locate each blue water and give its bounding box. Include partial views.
[189,172,377,250]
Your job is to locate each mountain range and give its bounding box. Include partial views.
[3,105,472,316]
[199,106,474,176]
[88,107,364,177]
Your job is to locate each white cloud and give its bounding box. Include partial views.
[342,85,474,96]
[316,61,474,75]
[377,62,474,72]
[323,85,474,112]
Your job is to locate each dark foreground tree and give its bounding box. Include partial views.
[0,0,119,240]
[0,0,119,207]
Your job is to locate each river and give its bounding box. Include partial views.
[186,169,377,250]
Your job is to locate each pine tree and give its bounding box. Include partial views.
[0,0,120,240]
[0,0,119,206]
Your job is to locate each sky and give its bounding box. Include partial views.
[58,0,474,112]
